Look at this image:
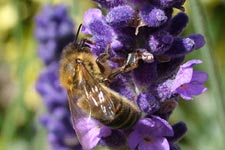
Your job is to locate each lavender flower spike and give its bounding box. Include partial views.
[77,0,208,149]
[35,4,81,150]
[35,0,209,149]
[35,4,74,65]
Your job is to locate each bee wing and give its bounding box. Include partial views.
[66,63,116,149]
[66,61,116,121]
[67,90,100,150]
[77,62,116,121]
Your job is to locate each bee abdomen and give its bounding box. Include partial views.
[102,100,141,129]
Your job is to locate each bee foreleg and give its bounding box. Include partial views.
[107,50,154,81]
[107,52,139,80]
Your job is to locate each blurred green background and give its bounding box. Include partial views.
[0,0,224,150]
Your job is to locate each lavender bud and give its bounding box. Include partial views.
[140,5,168,27]
[106,5,136,27]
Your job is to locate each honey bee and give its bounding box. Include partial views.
[59,25,152,133]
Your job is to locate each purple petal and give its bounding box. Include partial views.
[171,67,193,92]
[180,59,202,68]
[135,117,173,137]
[128,131,143,149]
[171,60,203,91]
[138,137,169,150]
[82,127,101,149]
[184,83,207,96]
[176,87,193,100]
[191,71,208,83]
[74,118,111,150]
[150,116,174,137]
[138,140,151,150]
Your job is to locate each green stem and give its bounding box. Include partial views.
[189,0,225,141]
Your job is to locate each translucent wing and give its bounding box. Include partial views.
[67,90,102,150]
[66,61,116,149]
[75,61,116,121]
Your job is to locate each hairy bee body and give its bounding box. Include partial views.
[59,41,141,129]
[77,83,141,129]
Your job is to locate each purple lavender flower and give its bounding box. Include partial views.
[35,4,74,65]
[128,116,173,150]
[35,4,81,150]
[156,60,208,101]
[35,1,208,150]
[171,60,208,100]
[74,118,111,150]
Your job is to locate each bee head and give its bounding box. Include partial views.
[61,24,90,58]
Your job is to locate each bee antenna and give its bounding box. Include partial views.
[73,24,82,45]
